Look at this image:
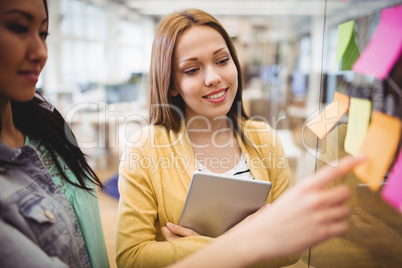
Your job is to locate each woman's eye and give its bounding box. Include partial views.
[184,68,199,75]
[40,31,49,39]
[217,58,230,65]
[9,24,28,34]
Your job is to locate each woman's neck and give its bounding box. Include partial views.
[0,100,24,148]
[185,115,242,173]
[186,115,233,136]
[185,115,237,148]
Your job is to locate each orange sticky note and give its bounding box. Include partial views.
[354,111,401,191]
[306,92,349,139]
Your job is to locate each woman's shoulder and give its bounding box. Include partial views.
[239,119,285,152]
[241,119,277,138]
[242,119,271,128]
[124,124,179,151]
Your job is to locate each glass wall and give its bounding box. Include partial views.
[39,1,402,267]
[306,1,402,267]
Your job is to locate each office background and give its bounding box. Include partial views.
[38,0,402,267]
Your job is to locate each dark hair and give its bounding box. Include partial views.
[11,96,103,191]
[43,0,49,28]
[148,9,249,133]
[0,0,103,192]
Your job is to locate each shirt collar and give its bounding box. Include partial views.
[0,140,23,164]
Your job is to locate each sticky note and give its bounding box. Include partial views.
[306,92,349,139]
[344,98,371,155]
[353,5,402,79]
[336,21,360,71]
[381,150,402,213]
[354,111,401,191]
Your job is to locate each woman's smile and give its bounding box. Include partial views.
[172,25,238,120]
[203,88,229,103]
[18,69,40,83]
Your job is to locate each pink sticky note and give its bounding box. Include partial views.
[353,5,402,79]
[381,150,402,213]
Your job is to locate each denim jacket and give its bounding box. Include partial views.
[0,141,91,268]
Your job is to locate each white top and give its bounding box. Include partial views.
[196,154,254,180]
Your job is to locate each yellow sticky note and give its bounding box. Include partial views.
[306,92,349,139]
[344,98,372,155]
[354,111,401,191]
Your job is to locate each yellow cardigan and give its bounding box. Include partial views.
[116,120,298,267]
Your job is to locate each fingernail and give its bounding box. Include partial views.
[167,222,174,229]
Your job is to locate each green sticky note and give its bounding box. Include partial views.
[336,20,360,70]
[342,33,360,70]
[344,98,372,155]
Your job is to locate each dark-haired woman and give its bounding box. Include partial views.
[0,0,109,267]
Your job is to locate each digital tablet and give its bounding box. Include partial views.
[178,171,272,237]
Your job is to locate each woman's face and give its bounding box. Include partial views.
[0,0,48,103]
[172,25,238,121]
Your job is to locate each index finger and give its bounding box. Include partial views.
[303,155,365,190]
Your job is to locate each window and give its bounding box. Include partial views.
[60,0,107,85]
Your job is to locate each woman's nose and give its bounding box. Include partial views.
[27,35,48,64]
[204,66,222,86]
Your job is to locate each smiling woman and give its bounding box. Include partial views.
[0,0,48,105]
[0,0,109,267]
[171,24,238,120]
[116,8,297,268]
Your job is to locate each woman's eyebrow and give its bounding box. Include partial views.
[2,9,48,26]
[213,47,227,56]
[179,47,228,64]
[2,9,34,21]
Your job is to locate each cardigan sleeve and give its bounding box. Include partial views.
[268,128,294,202]
[243,120,294,202]
[116,146,213,268]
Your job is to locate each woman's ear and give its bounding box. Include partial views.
[170,88,179,97]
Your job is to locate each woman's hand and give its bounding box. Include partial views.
[167,156,365,268]
[168,156,366,268]
[161,222,200,241]
[227,155,365,260]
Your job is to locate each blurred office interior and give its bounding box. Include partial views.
[38,0,402,267]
